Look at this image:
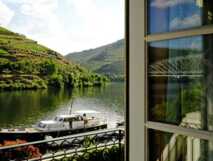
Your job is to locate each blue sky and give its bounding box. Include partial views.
[0,0,124,55]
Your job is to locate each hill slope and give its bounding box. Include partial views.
[0,26,108,90]
[66,39,124,81]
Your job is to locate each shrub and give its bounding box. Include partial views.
[49,74,64,88]
[57,145,124,161]
[0,139,41,160]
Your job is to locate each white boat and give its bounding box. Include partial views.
[36,112,104,131]
[0,111,107,141]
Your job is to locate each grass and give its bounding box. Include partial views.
[0,49,9,55]
[0,27,16,35]
[14,43,49,53]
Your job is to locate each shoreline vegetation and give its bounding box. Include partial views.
[0,26,109,91]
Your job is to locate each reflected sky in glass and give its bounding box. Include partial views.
[148,0,206,33]
[149,36,202,51]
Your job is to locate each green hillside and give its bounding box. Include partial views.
[0,26,108,90]
[66,39,125,81]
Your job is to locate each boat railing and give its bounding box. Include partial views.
[0,128,125,161]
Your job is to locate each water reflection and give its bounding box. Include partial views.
[0,83,124,128]
[0,88,73,128]
[148,34,213,131]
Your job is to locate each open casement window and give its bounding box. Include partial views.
[129,0,213,161]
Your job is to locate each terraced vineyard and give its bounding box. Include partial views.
[0,27,108,90]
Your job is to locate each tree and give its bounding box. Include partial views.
[40,60,57,75]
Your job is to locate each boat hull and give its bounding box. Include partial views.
[0,124,107,142]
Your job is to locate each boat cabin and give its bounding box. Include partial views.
[37,120,64,131]
[54,114,84,122]
[36,113,99,131]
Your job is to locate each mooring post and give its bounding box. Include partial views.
[118,129,122,160]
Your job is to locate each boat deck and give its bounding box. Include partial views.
[0,128,39,133]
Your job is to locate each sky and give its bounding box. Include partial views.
[0,0,124,55]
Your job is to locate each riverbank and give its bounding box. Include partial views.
[0,72,109,91]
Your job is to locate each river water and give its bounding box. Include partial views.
[0,83,124,129]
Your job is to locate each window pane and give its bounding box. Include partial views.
[149,129,212,161]
[148,35,213,131]
[148,0,213,34]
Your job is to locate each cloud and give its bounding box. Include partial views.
[0,1,14,26]
[20,0,58,18]
[8,0,66,53]
[170,14,201,30]
[151,0,194,9]
[2,0,124,55]
[66,0,124,52]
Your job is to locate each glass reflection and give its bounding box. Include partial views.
[148,35,213,131]
[148,0,213,34]
[149,130,213,161]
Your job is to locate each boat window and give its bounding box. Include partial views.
[38,123,46,128]
[38,123,42,127]
[55,117,63,122]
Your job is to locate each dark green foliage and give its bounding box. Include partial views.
[0,75,47,90]
[181,82,204,116]
[151,81,204,123]
[16,60,34,74]
[57,145,124,161]
[39,60,58,75]
[66,39,125,81]
[0,26,108,90]
[49,74,64,88]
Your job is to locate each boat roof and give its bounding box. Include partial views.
[56,114,80,119]
[74,110,100,114]
[40,120,57,124]
[56,110,100,119]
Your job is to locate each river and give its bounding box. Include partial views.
[0,83,124,129]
